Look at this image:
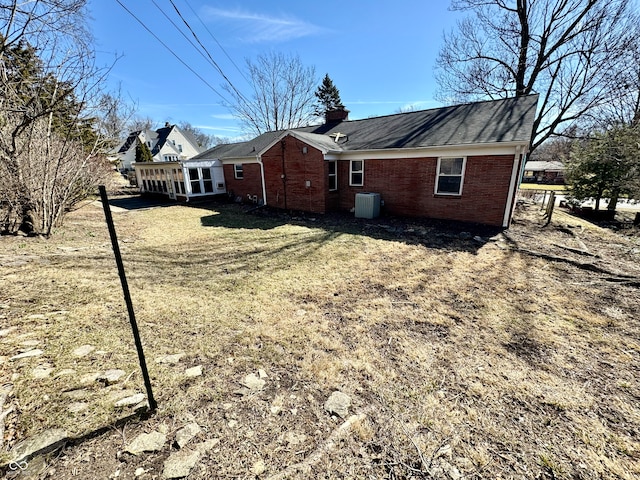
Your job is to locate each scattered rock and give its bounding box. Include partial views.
[80,372,102,384]
[243,373,266,391]
[27,314,47,320]
[185,365,202,378]
[0,326,18,336]
[270,405,282,415]
[10,349,44,360]
[134,467,146,477]
[72,345,95,357]
[258,368,268,379]
[473,235,484,243]
[115,393,146,407]
[194,438,220,454]
[125,431,166,455]
[284,431,307,446]
[155,353,185,364]
[32,364,54,379]
[250,459,266,476]
[67,402,89,413]
[55,368,76,377]
[175,423,201,449]
[9,428,68,464]
[97,369,126,385]
[227,420,238,428]
[20,339,41,347]
[63,389,91,400]
[163,448,201,479]
[324,391,351,418]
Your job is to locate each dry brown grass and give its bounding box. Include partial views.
[1,194,639,479]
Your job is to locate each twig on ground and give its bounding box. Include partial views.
[267,406,375,480]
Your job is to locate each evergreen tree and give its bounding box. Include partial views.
[566,124,640,211]
[135,140,153,163]
[314,74,344,117]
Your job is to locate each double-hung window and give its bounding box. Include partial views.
[350,160,363,186]
[328,161,337,191]
[234,164,244,179]
[435,157,466,195]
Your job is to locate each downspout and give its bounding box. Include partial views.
[257,155,267,206]
[503,145,525,228]
[281,140,287,210]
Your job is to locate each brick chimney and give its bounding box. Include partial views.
[325,107,349,124]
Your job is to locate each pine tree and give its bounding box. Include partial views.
[135,140,153,163]
[314,74,344,117]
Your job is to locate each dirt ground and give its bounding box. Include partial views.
[1,194,639,479]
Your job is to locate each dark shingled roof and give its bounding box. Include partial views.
[195,95,538,159]
[151,126,172,155]
[118,130,142,154]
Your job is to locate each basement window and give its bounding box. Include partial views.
[435,157,466,195]
[234,164,244,179]
[350,160,363,186]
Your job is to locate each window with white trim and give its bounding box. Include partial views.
[350,160,363,186]
[234,164,244,179]
[328,161,337,191]
[189,167,201,194]
[435,157,466,195]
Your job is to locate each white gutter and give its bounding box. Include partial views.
[257,155,267,205]
[503,145,524,227]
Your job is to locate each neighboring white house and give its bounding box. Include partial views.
[115,124,204,171]
[134,159,226,202]
[522,160,565,184]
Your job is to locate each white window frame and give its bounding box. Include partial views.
[435,157,466,196]
[234,164,244,179]
[349,160,364,187]
[328,161,337,191]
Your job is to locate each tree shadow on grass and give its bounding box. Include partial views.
[198,201,504,255]
[106,194,176,211]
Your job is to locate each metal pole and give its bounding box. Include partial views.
[98,186,157,411]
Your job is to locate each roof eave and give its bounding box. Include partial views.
[324,141,531,160]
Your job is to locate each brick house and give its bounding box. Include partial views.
[194,95,538,227]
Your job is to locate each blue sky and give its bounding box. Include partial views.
[88,0,459,139]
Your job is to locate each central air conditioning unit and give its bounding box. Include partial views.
[355,192,381,219]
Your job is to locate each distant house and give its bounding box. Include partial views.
[522,160,565,184]
[115,123,204,171]
[193,95,537,227]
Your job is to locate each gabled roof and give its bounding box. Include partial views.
[524,160,565,171]
[195,95,538,160]
[297,95,538,150]
[118,130,142,154]
[151,126,173,155]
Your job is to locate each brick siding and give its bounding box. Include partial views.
[230,133,516,226]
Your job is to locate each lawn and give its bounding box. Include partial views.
[1,194,639,479]
[518,183,568,194]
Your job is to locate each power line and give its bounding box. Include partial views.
[167,0,248,104]
[150,0,218,75]
[113,0,231,105]
[182,0,249,84]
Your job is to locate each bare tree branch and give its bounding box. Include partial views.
[435,0,639,150]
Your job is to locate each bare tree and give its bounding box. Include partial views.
[178,121,216,149]
[127,115,155,132]
[435,0,638,150]
[0,0,116,236]
[224,52,318,136]
[596,41,640,129]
